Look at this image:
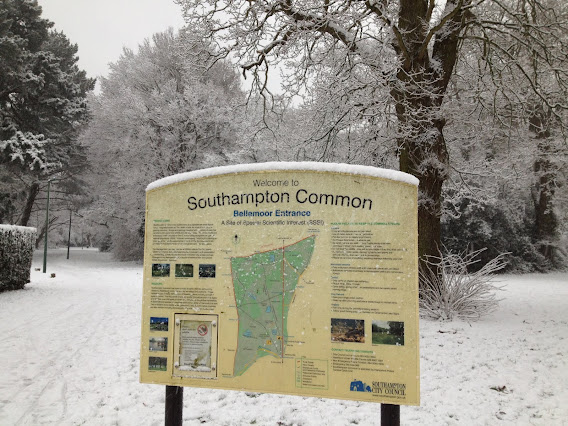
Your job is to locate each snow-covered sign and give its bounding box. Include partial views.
[140,162,420,405]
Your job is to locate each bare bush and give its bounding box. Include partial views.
[419,250,508,321]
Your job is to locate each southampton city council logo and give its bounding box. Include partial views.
[350,380,407,396]
[350,380,372,392]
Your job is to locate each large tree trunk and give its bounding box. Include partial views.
[533,155,557,262]
[390,47,450,283]
[529,103,559,266]
[19,181,40,226]
[532,141,558,265]
[397,117,448,280]
[35,223,46,249]
[393,0,464,286]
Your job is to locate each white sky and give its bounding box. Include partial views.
[37,0,185,82]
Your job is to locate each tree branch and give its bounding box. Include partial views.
[364,0,409,61]
[277,0,358,51]
[420,0,467,61]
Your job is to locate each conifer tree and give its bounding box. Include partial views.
[0,0,94,226]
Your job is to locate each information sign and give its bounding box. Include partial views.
[140,163,420,405]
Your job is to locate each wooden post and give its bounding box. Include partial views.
[381,404,400,426]
[165,385,183,426]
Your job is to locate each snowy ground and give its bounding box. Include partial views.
[0,249,566,425]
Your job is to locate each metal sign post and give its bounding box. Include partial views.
[165,386,183,426]
[381,403,400,426]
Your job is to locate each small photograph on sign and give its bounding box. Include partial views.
[152,263,170,277]
[149,337,168,351]
[372,320,405,346]
[150,317,168,331]
[148,356,167,371]
[331,318,365,343]
[175,264,194,278]
[199,264,216,278]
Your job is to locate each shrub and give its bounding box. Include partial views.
[111,225,144,261]
[0,225,37,292]
[442,196,550,272]
[97,233,112,252]
[419,249,507,321]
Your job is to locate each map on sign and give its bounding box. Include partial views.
[231,236,316,376]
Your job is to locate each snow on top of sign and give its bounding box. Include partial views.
[146,162,419,191]
[0,224,37,233]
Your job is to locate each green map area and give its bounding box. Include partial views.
[231,236,316,376]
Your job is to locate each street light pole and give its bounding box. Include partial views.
[42,179,51,273]
[67,209,72,259]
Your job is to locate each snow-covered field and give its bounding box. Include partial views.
[0,249,566,425]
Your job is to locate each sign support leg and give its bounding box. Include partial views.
[165,385,183,426]
[381,404,400,426]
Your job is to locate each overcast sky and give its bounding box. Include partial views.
[37,0,185,82]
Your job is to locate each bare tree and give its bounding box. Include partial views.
[176,0,568,280]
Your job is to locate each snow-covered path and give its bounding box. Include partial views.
[0,249,143,425]
[0,249,566,425]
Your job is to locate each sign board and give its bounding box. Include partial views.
[140,163,420,405]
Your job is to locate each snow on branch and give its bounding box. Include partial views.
[277,0,357,49]
[0,131,49,171]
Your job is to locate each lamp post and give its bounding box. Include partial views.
[67,209,72,259]
[42,179,51,273]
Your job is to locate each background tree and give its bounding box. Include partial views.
[80,30,244,259]
[387,321,404,337]
[176,0,568,277]
[439,0,568,271]
[0,0,94,236]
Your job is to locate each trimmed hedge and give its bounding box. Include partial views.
[0,225,37,292]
